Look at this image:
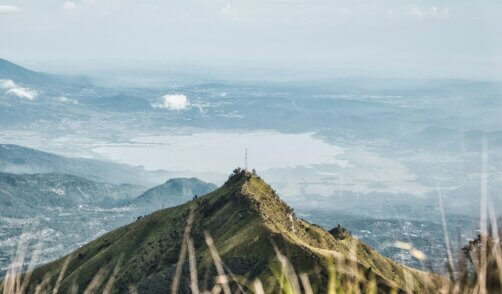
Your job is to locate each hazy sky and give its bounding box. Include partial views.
[1,0,501,79]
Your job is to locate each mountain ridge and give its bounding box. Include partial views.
[0,144,170,186]
[11,169,442,293]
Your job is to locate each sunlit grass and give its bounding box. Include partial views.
[1,166,501,293]
[1,217,501,293]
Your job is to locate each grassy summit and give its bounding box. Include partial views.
[5,169,442,293]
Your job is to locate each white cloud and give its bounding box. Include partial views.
[58,96,78,104]
[0,5,20,14]
[0,79,38,100]
[222,3,237,19]
[408,5,450,19]
[6,88,38,100]
[152,94,189,110]
[1,79,17,89]
[63,1,77,11]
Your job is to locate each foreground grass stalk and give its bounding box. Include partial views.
[103,255,124,294]
[299,273,313,294]
[204,231,231,294]
[327,256,337,294]
[253,279,265,294]
[187,238,200,294]
[171,209,195,294]
[273,245,301,294]
[478,138,488,294]
[51,254,73,294]
[83,265,108,294]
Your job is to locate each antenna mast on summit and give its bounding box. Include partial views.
[245,148,248,170]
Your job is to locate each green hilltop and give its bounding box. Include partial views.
[6,169,443,293]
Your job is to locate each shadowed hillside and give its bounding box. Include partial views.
[0,172,145,218]
[3,169,442,293]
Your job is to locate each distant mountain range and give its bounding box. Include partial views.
[0,58,57,85]
[0,144,218,219]
[130,177,217,210]
[0,172,216,219]
[0,144,219,218]
[0,144,170,187]
[0,58,90,86]
[20,170,441,293]
[0,172,145,218]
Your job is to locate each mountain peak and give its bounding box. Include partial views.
[225,168,296,226]
[225,167,254,182]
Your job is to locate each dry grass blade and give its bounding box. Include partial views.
[82,265,109,294]
[299,273,314,294]
[403,269,415,293]
[253,279,265,294]
[171,209,194,294]
[204,231,231,294]
[210,284,222,294]
[349,241,361,294]
[19,242,43,294]
[69,282,79,294]
[437,183,455,273]
[33,275,50,294]
[439,279,450,294]
[272,244,301,294]
[326,255,337,294]
[221,262,246,293]
[2,235,28,294]
[478,137,488,294]
[13,246,26,294]
[487,198,502,290]
[103,255,124,294]
[52,254,73,294]
[128,284,139,294]
[187,238,200,294]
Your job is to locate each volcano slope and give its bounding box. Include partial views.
[6,169,443,293]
